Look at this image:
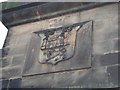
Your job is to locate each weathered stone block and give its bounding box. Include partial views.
[22,67,109,88]
[100,53,119,66]
[12,55,25,66]
[2,47,9,57]
[2,66,22,79]
[7,45,27,56]
[9,78,22,88]
[107,65,119,87]
[52,68,109,88]
[21,74,53,88]
[0,57,12,68]
[14,34,31,46]
[93,38,118,55]
[52,69,91,88]
[0,79,9,89]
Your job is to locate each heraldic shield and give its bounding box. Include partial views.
[37,23,83,65]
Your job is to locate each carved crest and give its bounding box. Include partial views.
[37,24,81,65]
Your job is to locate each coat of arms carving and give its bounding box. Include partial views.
[37,23,83,65]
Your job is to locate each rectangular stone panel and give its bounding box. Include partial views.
[23,21,92,76]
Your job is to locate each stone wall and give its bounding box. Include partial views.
[0,3,119,88]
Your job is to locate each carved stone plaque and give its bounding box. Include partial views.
[23,21,92,75]
[37,25,81,65]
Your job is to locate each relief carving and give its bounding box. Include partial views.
[37,24,81,65]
